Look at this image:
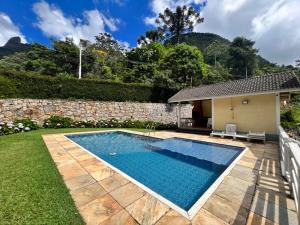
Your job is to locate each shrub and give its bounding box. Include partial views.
[0,119,39,136]
[44,116,73,128]
[0,70,176,102]
[43,116,177,130]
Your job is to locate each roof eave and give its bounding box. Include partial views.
[168,88,300,103]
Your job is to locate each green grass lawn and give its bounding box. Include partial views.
[0,128,145,225]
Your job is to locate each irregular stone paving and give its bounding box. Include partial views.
[43,130,298,225]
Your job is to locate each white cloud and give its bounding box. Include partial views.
[146,0,300,65]
[0,12,26,46]
[145,0,206,25]
[32,0,120,45]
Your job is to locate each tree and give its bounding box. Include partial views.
[25,43,57,75]
[94,33,124,54]
[161,43,206,88]
[204,40,229,66]
[156,5,204,43]
[92,33,127,80]
[296,59,300,68]
[52,38,79,76]
[137,30,164,46]
[227,37,258,79]
[125,42,166,83]
[202,63,231,84]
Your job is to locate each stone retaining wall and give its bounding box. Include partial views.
[0,99,192,124]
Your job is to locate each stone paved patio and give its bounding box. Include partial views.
[42,130,298,225]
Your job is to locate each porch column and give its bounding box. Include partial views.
[177,103,181,128]
[212,98,215,130]
[276,93,281,134]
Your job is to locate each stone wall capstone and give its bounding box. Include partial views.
[0,99,193,125]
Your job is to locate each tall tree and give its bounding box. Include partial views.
[137,30,164,46]
[204,40,229,66]
[53,38,79,76]
[227,37,258,79]
[93,33,126,79]
[155,5,204,43]
[161,43,206,88]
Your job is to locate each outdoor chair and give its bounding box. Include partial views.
[247,131,266,143]
[211,123,237,139]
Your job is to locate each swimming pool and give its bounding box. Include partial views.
[66,131,244,218]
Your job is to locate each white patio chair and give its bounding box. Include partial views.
[247,131,266,143]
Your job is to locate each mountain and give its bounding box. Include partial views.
[170,32,273,67]
[175,32,231,53]
[0,37,32,58]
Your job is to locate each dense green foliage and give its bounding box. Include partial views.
[0,5,298,96]
[0,70,175,102]
[281,95,300,129]
[0,119,39,136]
[227,37,258,79]
[162,44,206,87]
[44,115,177,130]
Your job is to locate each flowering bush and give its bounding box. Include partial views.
[0,119,39,136]
[43,116,177,130]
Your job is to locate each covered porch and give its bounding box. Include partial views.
[177,99,213,134]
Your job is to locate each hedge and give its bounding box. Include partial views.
[0,70,176,102]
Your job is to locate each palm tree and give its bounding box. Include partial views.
[155,5,204,44]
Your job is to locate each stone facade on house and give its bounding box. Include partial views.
[0,99,192,125]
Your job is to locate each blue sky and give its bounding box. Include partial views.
[0,0,300,65]
[0,0,156,47]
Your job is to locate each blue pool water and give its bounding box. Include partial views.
[66,131,243,210]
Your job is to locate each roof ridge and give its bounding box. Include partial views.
[169,71,300,102]
[188,71,297,90]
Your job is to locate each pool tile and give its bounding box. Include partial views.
[84,162,106,173]
[70,182,107,207]
[79,194,122,225]
[75,153,95,162]
[229,165,258,183]
[78,158,100,167]
[256,174,291,195]
[192,209,229,225]
[237,156,262,170]
[65,174,96,191]
[101,209,139,225]
[156,210,190,225]
[246,212,279,225]
[90,167,115,181]
[250,195,298,225]
[222,176,256,195]
[110,182,145,207]
[99,173,129,192]
[203,195,249,225]
[254,188,296,211]
[215,183,254,210]
[59,163,88,180]
[126,194,169,225]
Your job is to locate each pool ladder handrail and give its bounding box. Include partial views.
[146,124,156,137]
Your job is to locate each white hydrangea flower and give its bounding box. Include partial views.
[24,127,30,131]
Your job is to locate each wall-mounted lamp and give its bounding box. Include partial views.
[242,100,249,105]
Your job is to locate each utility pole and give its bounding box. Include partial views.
[78,44,82,79]
[78,39,88,79]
